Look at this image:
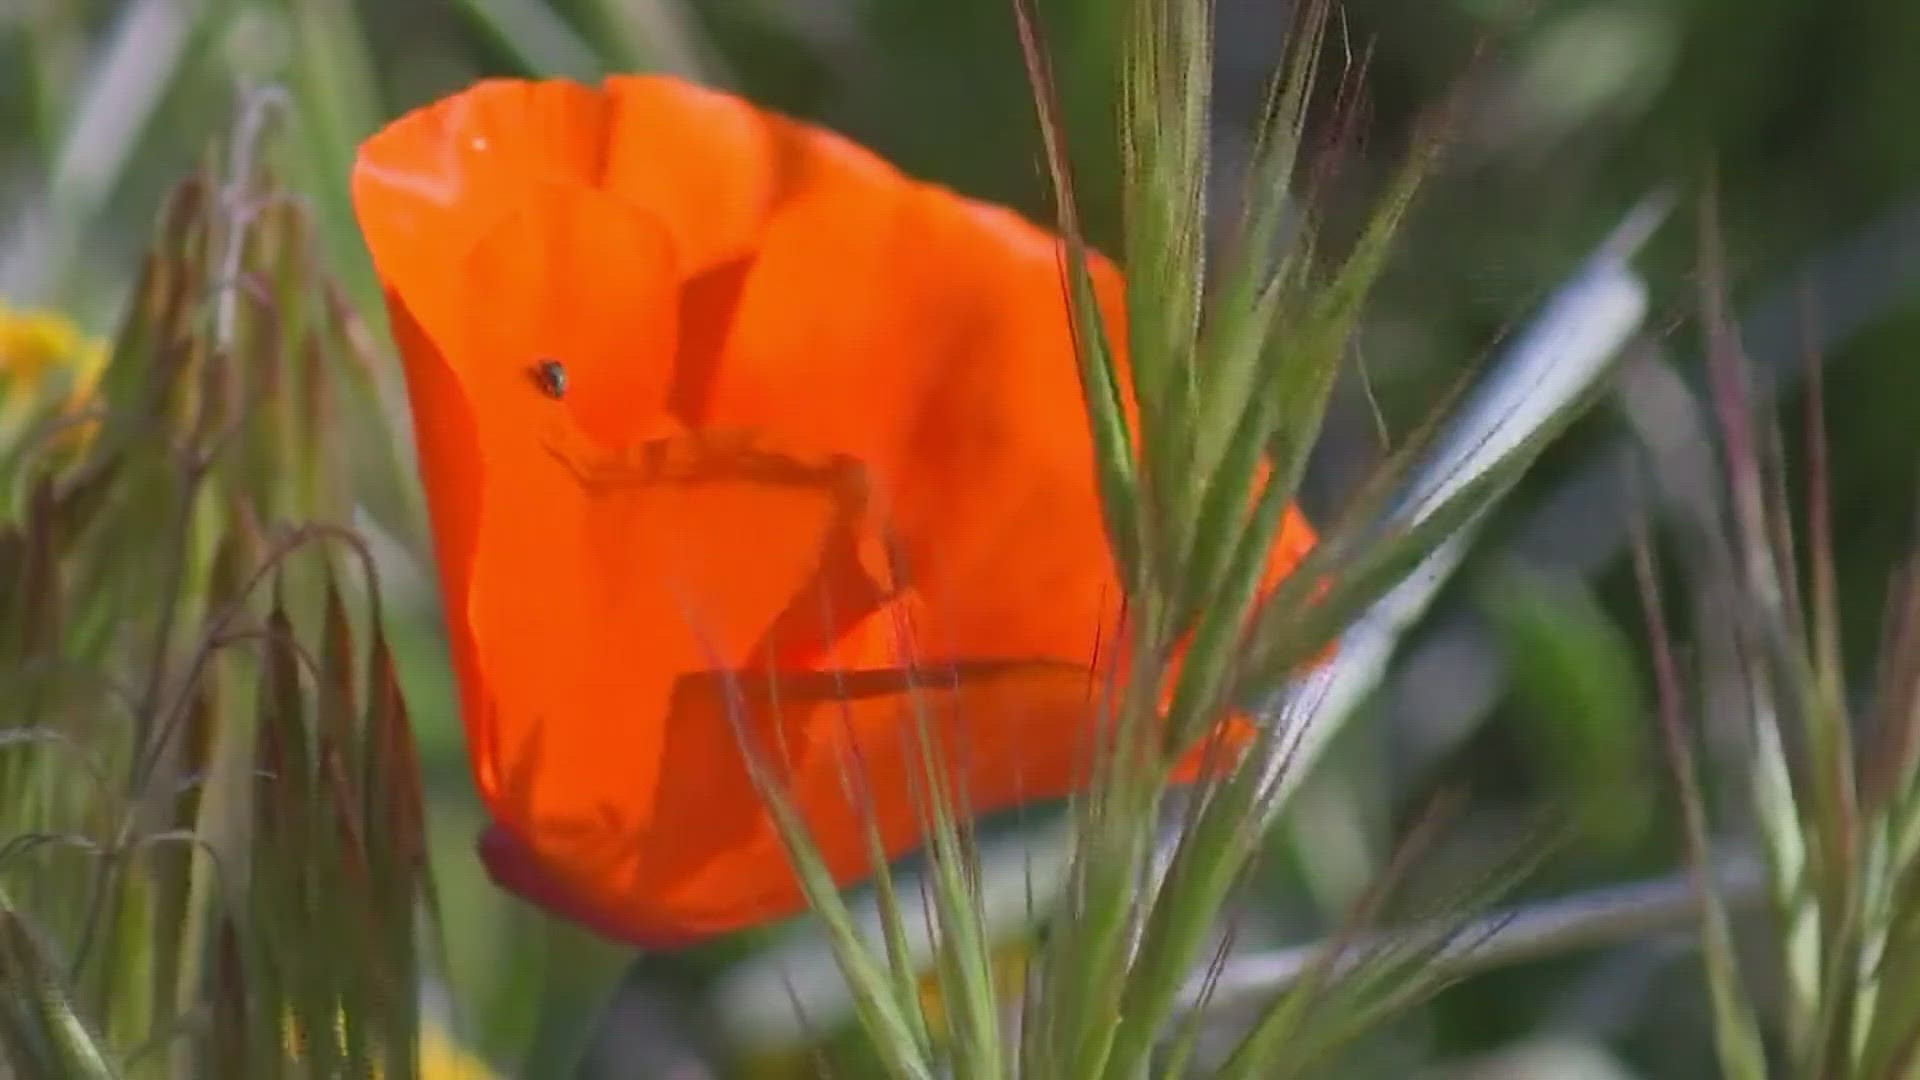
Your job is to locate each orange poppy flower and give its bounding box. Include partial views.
[351,75,1317,947]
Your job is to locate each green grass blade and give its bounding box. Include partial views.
[451,0,606,80]
[1119,0,1211,560]
[1633,515,1771,1080]
[1013,0,1145,589]
[717,675,934,1080]
[0,895,122,1080]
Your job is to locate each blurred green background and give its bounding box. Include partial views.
[3,0,1918,1077]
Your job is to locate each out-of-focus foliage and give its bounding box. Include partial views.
[0,124,439,1076]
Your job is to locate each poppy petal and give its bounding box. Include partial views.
[550,662,1113,944]
[485,660,1259,947]
[598,91,1138,671]
[354,74,1324,949]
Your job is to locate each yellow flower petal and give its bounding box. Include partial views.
[419,1018,501,1080]
[0,301,95,386]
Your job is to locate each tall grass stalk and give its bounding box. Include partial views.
[736,1,1662,1076]
[722,188,1666,1056]
[1625,190,1920,1080]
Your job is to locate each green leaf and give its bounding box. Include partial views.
[1485,569,1651,853]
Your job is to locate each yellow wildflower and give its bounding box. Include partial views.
[417,1018,500,1080]
[734,937,1036,1077]
[0,300,108,455]
[0,300,106,401]
[915,940,1031,1038]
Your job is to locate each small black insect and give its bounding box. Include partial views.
[531,358,568,399]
